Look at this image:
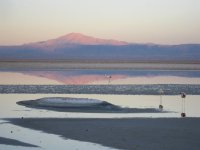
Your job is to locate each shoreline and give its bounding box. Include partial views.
[1,84,200,95]
[1,59,200,64]
[8,117,200,150]
[1,61,200,70]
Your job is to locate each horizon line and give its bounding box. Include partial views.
[1,32,200,46]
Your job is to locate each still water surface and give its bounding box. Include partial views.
[0,94,200,150]
[1,94,200,118]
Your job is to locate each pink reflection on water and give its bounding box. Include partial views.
[26,72,127,84]
[1,71,200,85]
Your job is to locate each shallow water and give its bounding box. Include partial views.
[0,94,200,118]
[0,94,200,150]
[1,69,200,85]
[0,120,118,150]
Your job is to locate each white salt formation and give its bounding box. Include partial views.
[17,97,162,113]
[37,97,102,107]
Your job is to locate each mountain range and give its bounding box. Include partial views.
[0,33,200,62]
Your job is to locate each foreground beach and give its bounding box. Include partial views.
[8,118,200,150]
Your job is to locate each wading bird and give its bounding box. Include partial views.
[105,74,112,84]
[159,89,164,110]
[180,92,186,117]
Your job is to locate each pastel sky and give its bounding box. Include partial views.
[0,0,200,45]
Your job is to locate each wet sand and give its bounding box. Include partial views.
[0,137,39,147]
[8,118,200,150]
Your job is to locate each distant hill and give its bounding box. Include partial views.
[0,33,200,61]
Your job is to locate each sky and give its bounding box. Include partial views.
[0,0,200,45]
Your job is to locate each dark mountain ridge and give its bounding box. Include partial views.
[0,33,200,61]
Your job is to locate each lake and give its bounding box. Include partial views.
[0,94,200,150]
[0,64,200,150]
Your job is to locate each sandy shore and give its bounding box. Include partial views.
[8,118,200,150]
[0,137,38,147]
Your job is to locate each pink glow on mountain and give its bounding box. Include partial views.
[27,33,129,50]
[57,33,129,45]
